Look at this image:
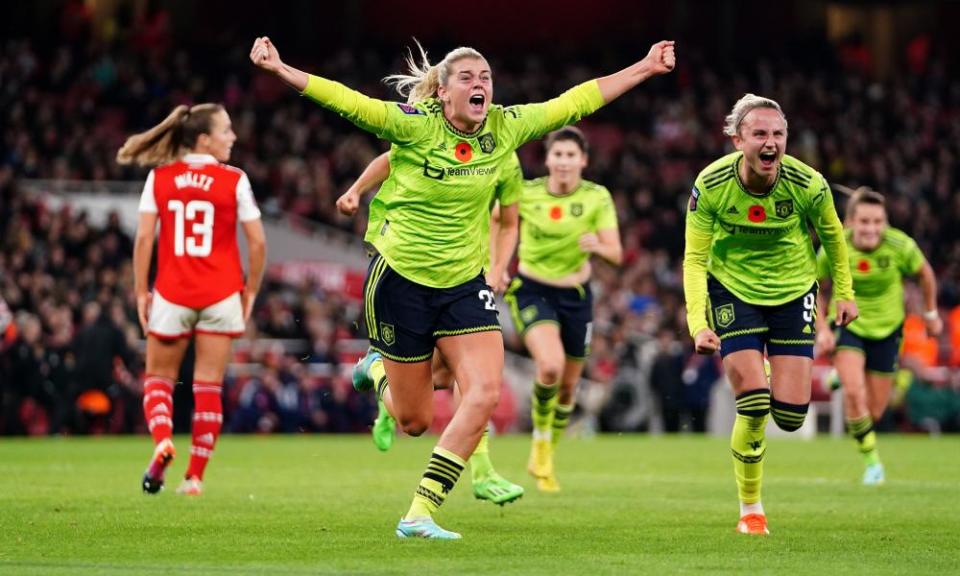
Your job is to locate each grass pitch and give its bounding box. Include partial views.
[0,434,957,575]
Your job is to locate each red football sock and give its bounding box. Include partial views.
[185,380,223,480]
[142,375,174,444]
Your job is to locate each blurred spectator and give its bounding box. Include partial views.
[2,22,960,435]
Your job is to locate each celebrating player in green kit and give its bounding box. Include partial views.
[683,94,857,535]
[502,127,621,493]
[252,36,675,539]
[339,148,525,506]
[815,187,941,485]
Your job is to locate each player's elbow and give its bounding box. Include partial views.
[608,247,623,266]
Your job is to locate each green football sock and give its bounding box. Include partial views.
[531,381,558,440]
[470,425,494,482]
[847,415,881,467]
[369,357,388,399]
[406,447,465,520]
[731,389,770,505]
[551,403,574,448]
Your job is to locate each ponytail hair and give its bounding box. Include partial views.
[117,103,224,166]
[383,40,486,104]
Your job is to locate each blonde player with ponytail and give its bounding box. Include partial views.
[252,36,674,539]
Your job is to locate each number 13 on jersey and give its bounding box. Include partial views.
[168,199,214,257]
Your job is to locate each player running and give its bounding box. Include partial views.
[815,187,941,485]
[501,126,621,493]
[339,149,525,506]
[118,103,267,496]
[251,35,674,539]
[683,94,857,535]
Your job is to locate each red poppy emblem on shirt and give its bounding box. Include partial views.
[455,141,473,163]
[857,259,870,272]
[748,205,766,223]
[550,206,563,220]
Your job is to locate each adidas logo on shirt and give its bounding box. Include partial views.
[727,206,739,214]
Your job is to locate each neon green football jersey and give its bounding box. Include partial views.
[311,79,603,288]
[817,227,924,339]
[517,177,618,279]
[686,152,852,306]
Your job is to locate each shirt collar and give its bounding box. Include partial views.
[182,153,218,164]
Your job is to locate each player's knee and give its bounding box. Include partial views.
[398,416,430,437]
[466,379,501,414]
[771,398,808,432]
[843,388,866,414]
[538,362,563,386]
[431,370,454,391]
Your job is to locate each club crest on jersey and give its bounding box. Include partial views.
[478,133,497,154]
[571,203,583,217]
[715,304,735,328]
[877,256,890,269]
[775,199,794,218]
[396,103,424,115]
[380,322,396,346]
[689,186,700,212]
[521,306,539,324]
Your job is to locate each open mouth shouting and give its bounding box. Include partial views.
[468,93,486,115]
[758,150,778,169]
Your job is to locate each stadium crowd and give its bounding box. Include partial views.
[2,16,960,435]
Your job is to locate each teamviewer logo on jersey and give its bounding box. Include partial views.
[380,323,396,346]
[715,304,735,328]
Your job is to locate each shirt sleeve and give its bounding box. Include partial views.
[495,153,523,206]
[236,173,261,222]
[807,177,854,300]
[500,80,604,147]
[683,181,716,337]
[595,188,618,231]
[815,246,831,280]
[138,170,157,213]
[301,74,428,145]
[898,235,925,275]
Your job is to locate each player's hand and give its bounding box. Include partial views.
[924,313,943,337]
[578,233,600,253]
[835,300,859,327]
[815,326,836,356]
[485,269,508,295]
[136,292,152,333]
[643,41,676,76]
[250,36,283,74]
[241,289,257,322]
[336,188,361,217]
[693,328,721,355]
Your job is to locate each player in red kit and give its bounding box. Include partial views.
[117,103,267,495]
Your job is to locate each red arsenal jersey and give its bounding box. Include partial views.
[139,153,261,309]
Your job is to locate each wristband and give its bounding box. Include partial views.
[923,309,939,321]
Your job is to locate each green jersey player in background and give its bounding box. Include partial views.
[815,188,941,485]
[251,36,675,539]
[683,94,858,535]
[338,150,525,506]
[501,127,622,494]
